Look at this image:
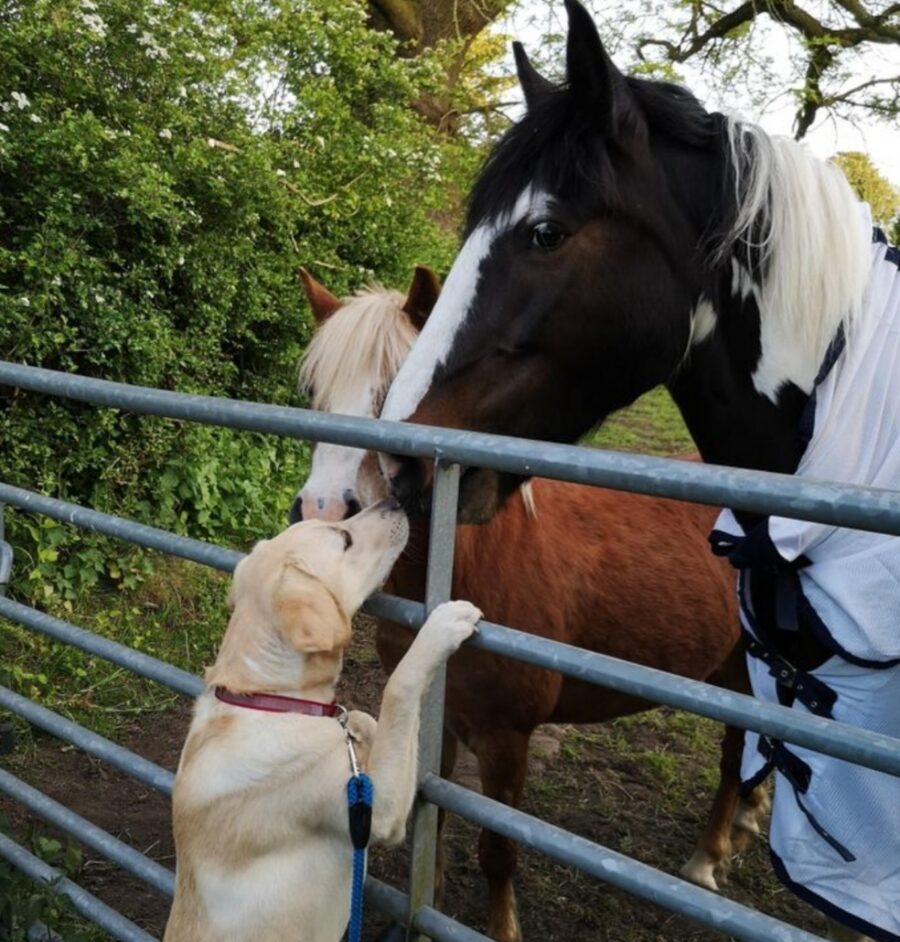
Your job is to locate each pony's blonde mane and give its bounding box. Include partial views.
[723,120,870,391]
[298,288,418,412]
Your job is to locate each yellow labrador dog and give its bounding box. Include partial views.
[164,498,481,942]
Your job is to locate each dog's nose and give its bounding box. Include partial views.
[288,495,303,524]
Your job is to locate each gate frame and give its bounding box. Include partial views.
[1,360,899,942]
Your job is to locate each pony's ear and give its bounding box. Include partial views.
[402,266,441,330]
[273,562,350,654]
[563,0,624,124]
[299,267,341,324]
[513,41,554,110]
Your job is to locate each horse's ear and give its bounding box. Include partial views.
[403,266,441,330]
[299,267,341,324]
[513,41,554,110]
[563,0,623,124]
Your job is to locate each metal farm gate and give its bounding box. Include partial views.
[1,359,899,942]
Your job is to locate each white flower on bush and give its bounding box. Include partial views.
[80,0,98,10]
[19,297,30,307]
[30,114,42,124]
[80,11,108,37]
[159,128,172,140]
[275,169,286,177]
[126,22,139,33]
[51,275,62,287]
[0,122,9,133]
[11,92,30,110]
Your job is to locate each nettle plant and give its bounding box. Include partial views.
[0,0,460,601]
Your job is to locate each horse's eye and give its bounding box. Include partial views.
[531,221,566,251]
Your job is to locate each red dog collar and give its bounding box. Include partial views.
[214,686,343,718]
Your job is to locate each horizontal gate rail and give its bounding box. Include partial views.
[0,595,203,698]
[0,685,174,796]
[421,775,822,942]
[365,878,494,942]
[0,482,240,574]
[0,831,156,942]
[3,482,900,778]
[0,768,175,897]
[2,361,900,535]
[366,595,900,778]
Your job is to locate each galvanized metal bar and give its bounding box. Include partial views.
[0,831,158,942]
[364,593,900,778]
[0,596,203,698]
[0,685,174,795]
[407,459,460,941]
[0,482,240,573]
[421,776,826,942]
[2,361,900,535]
[0,767,175,897]
[367,878,494,942]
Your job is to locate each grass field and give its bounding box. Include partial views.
[0,387,829,941]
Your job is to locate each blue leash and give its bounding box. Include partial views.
[344,717,373,942]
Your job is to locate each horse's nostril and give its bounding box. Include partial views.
[288,496,303,524]
[343,498,362,519]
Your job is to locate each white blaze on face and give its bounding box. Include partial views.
[380,186,550,426]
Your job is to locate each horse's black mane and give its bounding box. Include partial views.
[466,75,724,233]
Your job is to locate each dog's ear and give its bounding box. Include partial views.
[273,562,350,653]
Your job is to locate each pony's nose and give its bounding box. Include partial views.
[342,490,362,519]
[288,495,303,524]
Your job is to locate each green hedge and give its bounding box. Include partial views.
[0,0,465,600]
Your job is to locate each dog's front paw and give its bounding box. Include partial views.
[418,600,481,659]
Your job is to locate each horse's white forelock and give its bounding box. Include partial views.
[722,119,870,398]
[298,288,418,413]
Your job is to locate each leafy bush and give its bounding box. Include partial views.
[0,0,463,598]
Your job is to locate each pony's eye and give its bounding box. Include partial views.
[531,221,566,251]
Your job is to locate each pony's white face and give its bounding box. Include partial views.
[289,268,438,524]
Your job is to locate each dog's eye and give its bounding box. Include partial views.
[342,531,353,551]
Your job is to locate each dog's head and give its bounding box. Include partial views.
[208,498,409,693]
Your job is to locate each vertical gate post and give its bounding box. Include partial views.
[0,502,15,756]
[0,501,12,596]
[406,457,460,941]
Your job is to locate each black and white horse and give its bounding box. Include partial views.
[380,2,900,941]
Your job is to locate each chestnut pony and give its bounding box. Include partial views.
[291,267,767,942]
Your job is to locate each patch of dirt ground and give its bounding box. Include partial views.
[0,616,830,941]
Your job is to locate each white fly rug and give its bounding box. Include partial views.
[714,205,900,941]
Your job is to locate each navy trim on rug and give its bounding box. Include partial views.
[796,590,900,670]
[770,849,900,942]
[739,760,772,798]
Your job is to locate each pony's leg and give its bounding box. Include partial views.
[681,724,744,891]
[475,729,530,942]
[434,727,459,908]
[826,917,872,942]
